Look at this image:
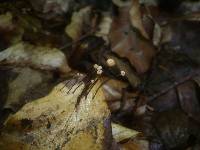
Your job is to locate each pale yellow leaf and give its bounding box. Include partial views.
[112,123,139,142]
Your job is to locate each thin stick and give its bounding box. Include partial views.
[92,78,111,99]
[147,73,197,102]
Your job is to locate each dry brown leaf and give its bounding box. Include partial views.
[112,0,132,7]
[0,77,112,150]
[121,141,141,150]
[160,20,200,65]
[177,81,200,123]
[103,79,127,102]
[129,0,149,39]
[109,7,155,74]
[103,79,127,112]
[121,139,149,150]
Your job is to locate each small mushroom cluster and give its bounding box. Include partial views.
[106,58,126,77]
[93,64,103,75]
[106,58,116,67]
[93,58,126,77]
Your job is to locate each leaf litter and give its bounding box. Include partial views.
[0,0,200,150]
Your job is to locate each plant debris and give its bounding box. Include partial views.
[0,0,200,150]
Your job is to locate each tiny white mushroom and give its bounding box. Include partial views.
[77,73,83,77]
[97,65,102,70]
[91,80,95,83]
[120,70,126,76]
[97,69,103,75]
[93,64,99,69]
[106,58,115,67]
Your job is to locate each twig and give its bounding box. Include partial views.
[92,78,111,99]
[147,73,198,102]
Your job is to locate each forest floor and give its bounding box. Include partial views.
[0,0,200,150]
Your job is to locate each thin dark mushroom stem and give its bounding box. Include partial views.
[92,78,111,99]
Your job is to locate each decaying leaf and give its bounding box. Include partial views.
[0,12,13,30]
[0,77,112,150]
[109,6,155,74]
[0,12,23,50]
[153,23,162,46]
[129,0,149,39]
[140,0,157,6]
[193,75,200,87]
[121,138,149,150]
[65,7,91,40]
[1,67,57,112]
[103,77,139,113]
[153,109,191,149]
[112,0,131,7]
[148,89,179,112]
[179,1,200,15]
[1,0,200,149]
[103,79,127,112]
[177,81,200,123]
[112,123,139,142]
[29,0,73,20]
[103,79,127,101]
[160,20,200,64]
[95,14,112,43]
[0,42,71,73]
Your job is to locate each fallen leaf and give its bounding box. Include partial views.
[29,0,73,20]
[121,139,149,150]
[161,20,200,65]
[0,77,113,150]
[152,23,162,46]
[95,14,112,43]
[1,67,58,112]
[109,7,155,73]
[153,109,191,149]
[140,0,157,6]
[112,123,139,142]
[148,89,178,112]
[129,0,149,39]
[179,1,200,15]
[112,0,131,7]
[177,81,200,123]
[0,12,13,30]
[103,79,127,102]
[103,79,127,112]
[0,12,23,50]
[0,42,71,74]
[193,75,200,87]
[65,7,91,40]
